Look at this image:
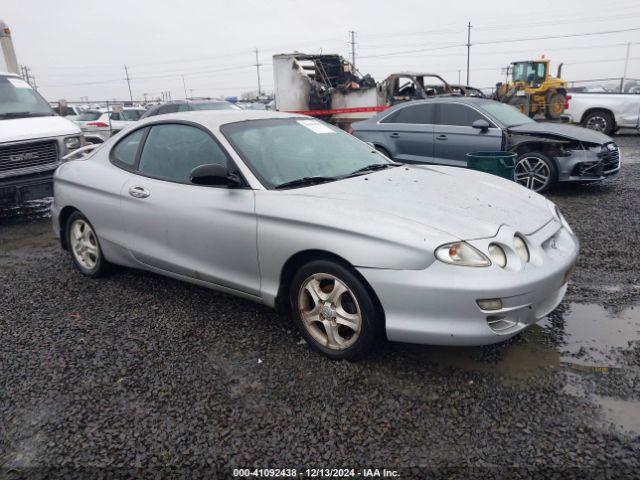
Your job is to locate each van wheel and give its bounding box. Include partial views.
[290,260,382,360]
[514,153,557,193]
[66,211,110,277]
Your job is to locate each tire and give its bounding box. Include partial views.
[509,96,529,116]
[289,260,382,360]
[582,110,615,135]
[65,211,110,277]
[545,93,565,120]
[514,152,557,193]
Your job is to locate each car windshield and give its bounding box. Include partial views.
[480,102,535,127]
[77,111,103,121]
[222,118,392,189]
[0,75,54,119]
[191,102,241,111]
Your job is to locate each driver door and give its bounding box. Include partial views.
[121,123,260,295]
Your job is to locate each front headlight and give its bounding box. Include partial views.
[64,136,81,150]
[435,242,491,267]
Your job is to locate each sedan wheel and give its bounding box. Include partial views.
[66,211,110,277]
[290,260,381,360]
[298,273,362,350]
[515,155,555,192]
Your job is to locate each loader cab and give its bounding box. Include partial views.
[512,61,549,87]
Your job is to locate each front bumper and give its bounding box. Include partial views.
[555,143,620,183]
[0,169,56,205]
[358,219,578,346]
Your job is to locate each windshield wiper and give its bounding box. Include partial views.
[347,163,397,177]
[0,112,54,119]
[274,176,338,190]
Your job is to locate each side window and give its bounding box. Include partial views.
[111,128,146,168]
[138,124,229,183]
[438,104,486,127]
[110,112,121,121]
[394,104,435,124]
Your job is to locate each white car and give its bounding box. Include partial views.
[75,108,146,143]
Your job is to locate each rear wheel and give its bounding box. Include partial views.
[289,260,382,360]
[545,93,565,120]
[514,153,557,193]
[582,110,614,135]
[66,211,110,277]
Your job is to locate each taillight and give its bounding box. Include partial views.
[564,95,571,110]
[87,121,109,127]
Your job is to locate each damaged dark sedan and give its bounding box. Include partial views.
[350,98,620,192]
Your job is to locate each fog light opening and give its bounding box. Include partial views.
[477,298,503,311]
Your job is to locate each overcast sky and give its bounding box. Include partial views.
[3,0,640,102]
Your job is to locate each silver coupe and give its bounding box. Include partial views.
[52,111,579,359]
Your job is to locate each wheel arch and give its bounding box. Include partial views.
[58,205,80,250]
[274,249,385,325]
[580,107,616,128]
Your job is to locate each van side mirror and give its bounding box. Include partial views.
[190,163,241,187]
[472,119,490,132]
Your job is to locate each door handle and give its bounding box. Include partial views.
[128,186,150,198]
[390,133,400,138]
[436,135,448,140]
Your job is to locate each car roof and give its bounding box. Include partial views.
[136,109,303,130]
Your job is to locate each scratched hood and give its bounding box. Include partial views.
[299,165,553,240]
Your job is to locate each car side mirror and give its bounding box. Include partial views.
[190,163,241,187]
[472,119,490,132]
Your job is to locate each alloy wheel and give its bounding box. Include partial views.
[515,156,551,192]
[585,116,607,132]
[298,273,362,350]
[69,219,100,270]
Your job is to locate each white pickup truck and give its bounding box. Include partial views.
[563,92,640,135]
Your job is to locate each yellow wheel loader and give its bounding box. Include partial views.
[494,59,568,120]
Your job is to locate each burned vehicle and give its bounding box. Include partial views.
[351,97,620,193]
[382,73,454,105]
[273,53,458,128]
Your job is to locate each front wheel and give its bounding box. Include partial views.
[514,153,557,193]
[289,260,382,360]
[66,211,110,277]
[545,93,565,120]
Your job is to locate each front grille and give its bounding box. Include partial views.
[599,143,620,173]
[0,140,59,173]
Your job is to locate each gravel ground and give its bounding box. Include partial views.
[1,134,639,479]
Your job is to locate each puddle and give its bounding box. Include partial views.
[541,303,640,368]
[592,394,640,435]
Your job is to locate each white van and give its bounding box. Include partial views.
[0,72,83,204]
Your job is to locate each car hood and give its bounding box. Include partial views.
[508,122,611,144]
[0,115,81,143]
[289,165,552,240]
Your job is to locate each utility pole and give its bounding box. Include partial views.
[458,70,461,84]
[124,65,133,103]
[621,42,631,93]
[349,30,357,68]
[254,48,262,97]
[182,75,188,99]
[466,22,472,85]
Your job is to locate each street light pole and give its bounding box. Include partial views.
[466,22,472,85]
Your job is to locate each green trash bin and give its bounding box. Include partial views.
[466,151,516,181]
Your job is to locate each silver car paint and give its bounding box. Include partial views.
[53,110,578,346]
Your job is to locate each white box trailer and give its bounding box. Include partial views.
[273,53,385,128]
